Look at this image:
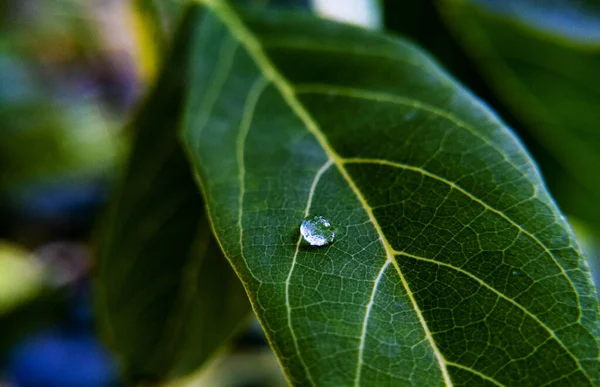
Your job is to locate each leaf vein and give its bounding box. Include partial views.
[446,362,506,387]
[193,36,239,152]
[395,251,587,375]
[355,261,390,386]
[293,84,535,194]
[343,157,581,317]
[285,159,333,386]
[237,76,270,282]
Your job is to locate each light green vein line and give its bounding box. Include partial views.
[342,157,581,317]
[286,159,333,386]
[355,261,390,387]
[191,36,239,148]
[237,76,270,282]
[446,362,506,387]
[201,1,453,385]
[395,251,587,375]
[540,369,583,387]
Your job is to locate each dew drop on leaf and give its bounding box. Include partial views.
[300,215,335,246]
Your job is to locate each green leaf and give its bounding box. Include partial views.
[95,6,250,382]
[182,1,600,385]
[440,0,600,238]
[0,241,44,316]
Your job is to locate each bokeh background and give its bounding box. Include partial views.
[1,0,598,386]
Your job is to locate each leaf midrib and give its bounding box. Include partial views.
[200,0,452,385]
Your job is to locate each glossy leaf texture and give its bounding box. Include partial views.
[95,6,250,382]
[440,0,600,238]
[182,1,600,386]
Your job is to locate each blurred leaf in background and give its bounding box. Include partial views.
[169,346,287,387]
[441,0,600,240]
[572,218,600,289]
[96,4,253,384]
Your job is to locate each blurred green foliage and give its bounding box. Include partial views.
[441,0,600,240]
[0,241,44,316]
[0,0,124,202]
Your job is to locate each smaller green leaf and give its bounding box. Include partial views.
[95,5,250,382]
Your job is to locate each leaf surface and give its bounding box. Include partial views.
[183,1,600,385]
[95,6,250,382]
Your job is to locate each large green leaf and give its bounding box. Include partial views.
[440,0,600,238]
[95,6,250,382]
[182,1,600,385]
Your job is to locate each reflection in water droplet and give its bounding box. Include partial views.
[513,271,519,275]
[300,215,335,246]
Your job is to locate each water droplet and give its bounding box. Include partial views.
[300,215,335,246]
[512,271,519,276]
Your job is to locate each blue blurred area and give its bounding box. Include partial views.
[6,331,119,387]
[0,55,36,104]
[471,0,600,43]
[12,179,107,223]
[5,284,119,387]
